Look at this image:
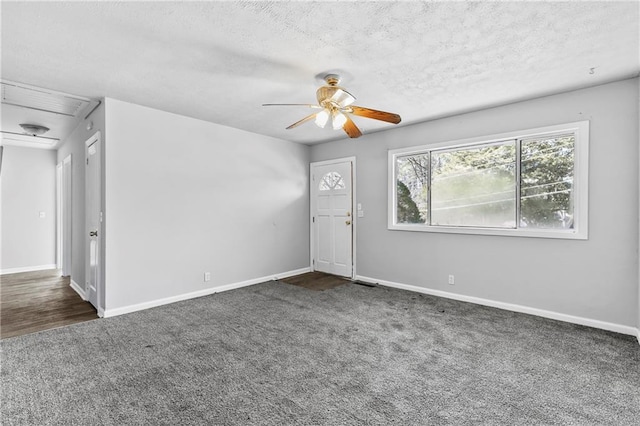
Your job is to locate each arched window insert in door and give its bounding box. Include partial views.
[319,171,345,191]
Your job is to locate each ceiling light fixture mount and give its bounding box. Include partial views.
[19,123,50,137]
[323,74,341,86]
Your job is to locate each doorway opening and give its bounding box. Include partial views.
[56,154,72,277]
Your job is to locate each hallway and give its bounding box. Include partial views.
[1,269,98,339]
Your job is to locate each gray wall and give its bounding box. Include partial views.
[311,78,639,329]
[56,102,106,289]
[104,99,310,311]
[1,146,57,271]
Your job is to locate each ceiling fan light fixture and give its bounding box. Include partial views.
[330,89,355,107]
[263,73,401,138]
[332,112,347,130]
[315,110,329,128]
[19,123,50,136]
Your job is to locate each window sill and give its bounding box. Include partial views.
[387,224,587,240]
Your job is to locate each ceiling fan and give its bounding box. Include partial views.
[263,74,401,138]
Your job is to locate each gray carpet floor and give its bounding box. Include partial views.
[2,280,639,425]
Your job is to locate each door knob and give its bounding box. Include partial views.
[345,220,351,225]
[89,230,98,237]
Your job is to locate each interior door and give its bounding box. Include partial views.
[313,160,353,277]
[86,137,100,309]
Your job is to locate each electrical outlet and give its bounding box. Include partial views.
[448,274,455,285]
[204,272,211,282]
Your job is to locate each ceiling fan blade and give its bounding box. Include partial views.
[349,106,401,124]
[263,103,322,108]
[286,113,317,129]
[343,115,362,138]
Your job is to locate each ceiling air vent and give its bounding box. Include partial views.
[1,81,93,118]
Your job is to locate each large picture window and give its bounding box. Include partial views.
[388,121,589,239]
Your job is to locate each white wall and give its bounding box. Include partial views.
[0,146,57,272]
[311,78,639,331]
[104,99,310,312]
[56,102,106,292]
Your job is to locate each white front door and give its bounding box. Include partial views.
[85,135,101,310]
[312,160,353,278]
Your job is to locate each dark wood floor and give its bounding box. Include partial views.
[1,269,98,339]
[1,270,345,339]
[280,271,350,291]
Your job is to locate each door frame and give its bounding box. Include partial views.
[56,161,62,270]
[310,156,356,279]
[85,131,102,314]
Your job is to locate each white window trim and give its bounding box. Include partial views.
[388,121,589,240]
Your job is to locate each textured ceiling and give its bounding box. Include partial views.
[1,1,638,145]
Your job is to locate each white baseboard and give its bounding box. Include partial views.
[0,264,57,275]
[102,266,311,318]
[356,275,639,338]
[70,279,87,301]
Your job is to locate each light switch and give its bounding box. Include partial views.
[357,203,362,211]
[39,211,46,218]
[358,210,364,218]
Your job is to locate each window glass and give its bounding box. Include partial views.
[396,154,428,223]
[319,171,345,191]
[431,142,516,228]
[520,135,575,229]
